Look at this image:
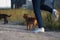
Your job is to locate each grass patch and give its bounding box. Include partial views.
[0,9,60,31]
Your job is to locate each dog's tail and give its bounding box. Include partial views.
[8,15,11,17]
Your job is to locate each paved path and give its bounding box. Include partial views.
[0,25,60,40]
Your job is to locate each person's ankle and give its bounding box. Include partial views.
[52,9,59,21]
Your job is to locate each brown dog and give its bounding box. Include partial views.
[23,14,38,30]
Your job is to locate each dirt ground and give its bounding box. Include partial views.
[0,24,60,40]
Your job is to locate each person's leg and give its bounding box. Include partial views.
[41,5,53,13]
[32,0,42,28]
[41,5,59,21]
[32,0,44,32]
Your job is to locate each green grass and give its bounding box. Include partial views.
[0,9,48,22]
[0,9,60,31]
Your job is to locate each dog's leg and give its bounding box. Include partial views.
[4,17,8,24]
[27,23,30,30]
[29,24,33,30]
[33,20,37,29]
[27,23,33,30]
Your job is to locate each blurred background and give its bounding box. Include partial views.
[0,0,60,31]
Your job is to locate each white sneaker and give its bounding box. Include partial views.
[31,27,45,33]
[52,9,59,21]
